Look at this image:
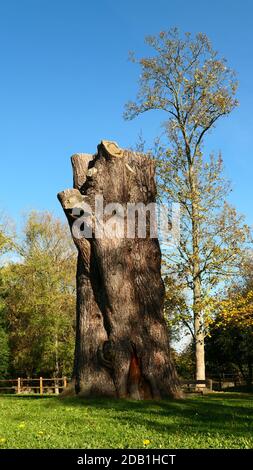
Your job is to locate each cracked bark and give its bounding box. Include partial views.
[58,140,181,399]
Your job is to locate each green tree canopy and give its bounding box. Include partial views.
[1,212,76,378]
[0,216,13,378]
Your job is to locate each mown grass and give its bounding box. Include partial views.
[0,393,252,449]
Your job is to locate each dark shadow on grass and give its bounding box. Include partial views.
[49,392,253,438]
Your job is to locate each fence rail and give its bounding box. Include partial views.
[0,377,68,395]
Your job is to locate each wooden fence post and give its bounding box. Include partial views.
[207,379,213,391]
[63,377,67,389]
[54,378,59,395]
[17,378,21,394]
[40,377,43,395]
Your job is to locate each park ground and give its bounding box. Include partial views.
[0,393,252,449]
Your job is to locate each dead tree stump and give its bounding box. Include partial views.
[58,140,181,399]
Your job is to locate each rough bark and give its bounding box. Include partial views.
[58,140,181,399]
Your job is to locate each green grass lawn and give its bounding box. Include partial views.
[0,393,252,449]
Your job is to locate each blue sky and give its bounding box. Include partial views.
[0,0,252,229]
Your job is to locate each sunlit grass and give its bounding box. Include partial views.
[0,393,252,449]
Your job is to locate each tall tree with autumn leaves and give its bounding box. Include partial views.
[205,255,253,386]
[125,28,249,386]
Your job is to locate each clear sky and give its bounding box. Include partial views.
[0,0,252,229]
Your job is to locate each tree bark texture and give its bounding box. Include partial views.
[58,140,181,399]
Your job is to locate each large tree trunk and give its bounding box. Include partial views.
[58,140,181,399]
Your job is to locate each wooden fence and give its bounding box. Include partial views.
[0,374,247,395]
[181,379,212,392]
[181,374,247,392]
[0,377,68,395]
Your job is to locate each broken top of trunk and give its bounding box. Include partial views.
[100,140,125,158]
[58,140,181,399]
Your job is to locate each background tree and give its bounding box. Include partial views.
[0,283,10,379]
[0,217,12,378]
[206,322,253,388]
[1,212,76,378]
[163,274,192,341]
[215,253,253,329]
[125,28,249,386]
[173,343,195,380]
[205,253,253,388]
